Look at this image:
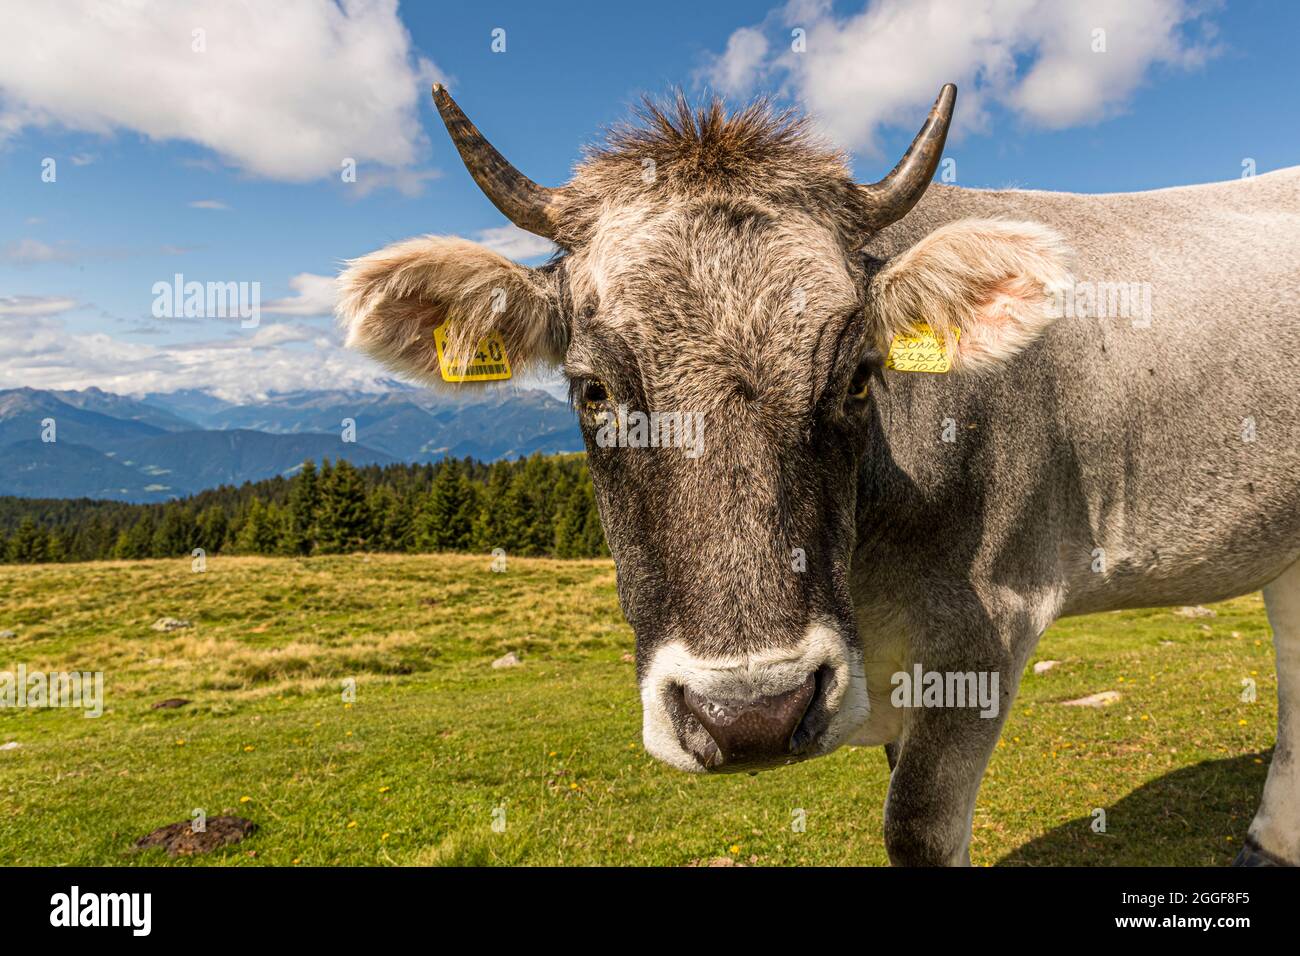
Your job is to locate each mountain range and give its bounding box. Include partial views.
[0,385,582,502]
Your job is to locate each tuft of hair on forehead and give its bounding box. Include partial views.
[604,93,820,177]
[557,92,866,241]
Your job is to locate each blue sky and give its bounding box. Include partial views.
[1,0,1297,400]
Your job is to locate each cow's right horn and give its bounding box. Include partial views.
[431,84,563,242]
[858,83,956,231]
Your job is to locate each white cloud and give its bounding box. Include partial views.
[474,224,557,262]
[0,313,391,402]
[0,0,444,186]
[1007,2,1214,127]
[263,273,339,317]
[710,27,772,96]
[188,199,229,210]
[1,238,75,264]
[0,295,79,316]
[703,0,1218,153]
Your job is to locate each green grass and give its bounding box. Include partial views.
[0,554,1279,866]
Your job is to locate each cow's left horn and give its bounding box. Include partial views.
[431,84,563,241]
[858,83,956,230]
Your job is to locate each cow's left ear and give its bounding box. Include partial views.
[868,218,1071,373]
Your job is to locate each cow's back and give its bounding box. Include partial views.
[861,169,1300,617]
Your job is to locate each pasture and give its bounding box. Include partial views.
[0,554,1278,866]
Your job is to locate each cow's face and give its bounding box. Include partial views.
[561,200,872,772]
[339,85,1069,773]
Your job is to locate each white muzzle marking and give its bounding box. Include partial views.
[638,622,868,771]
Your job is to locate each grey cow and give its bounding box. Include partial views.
[339,84,1300,866]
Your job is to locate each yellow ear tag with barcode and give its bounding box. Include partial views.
[884,323,958,373]
[433,321,512,383]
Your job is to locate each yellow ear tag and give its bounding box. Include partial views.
[884,323,958,373]
[433,321,512,383]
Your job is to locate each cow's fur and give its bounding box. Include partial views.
[339,95,1300,865]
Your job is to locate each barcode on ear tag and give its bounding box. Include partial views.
[433,321,513,382]
[885,323,958,373]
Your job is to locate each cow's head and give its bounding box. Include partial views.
[339,85,1068,773]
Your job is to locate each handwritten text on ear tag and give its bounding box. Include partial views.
[433,321,513,382]
[885,323,958,373]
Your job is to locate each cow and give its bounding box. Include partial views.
[338,83,1300,866]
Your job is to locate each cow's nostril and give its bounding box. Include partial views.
[683,672,817,769]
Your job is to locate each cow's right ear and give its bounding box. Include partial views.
[337,235,564,388]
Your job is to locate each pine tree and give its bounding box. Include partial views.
[554,475,607,557]
[195,504,228,553]
[46,529,67,563]
[316,459,370,553]
[287,459,321,555]
[417,459,477,551]
[387,489,417,552]
[114,515,156,560]
[469,464,513,553]
[518,455,558,555]
[553,483,581,558]
[235,499,285,553]
[80,517,116,561]
[365,485,402,552]
[500,470,536,555]
[152,504,196,557]
[9,517,49,563]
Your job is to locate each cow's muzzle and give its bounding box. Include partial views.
[639,626,867,773]
[681,670,821,770]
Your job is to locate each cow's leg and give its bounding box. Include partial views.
[883,643,1018,866]
[1236,560,1300,866]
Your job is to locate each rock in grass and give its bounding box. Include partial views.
[134,816,256,856]
[491,652,521,669]
[0,629,16,639]
[0,741,20,751]
[151,617,192,632]
[1062,690,1121,707]
[1175,606,1216,619]
[151,698,190,710]
[1033,660,1060,675]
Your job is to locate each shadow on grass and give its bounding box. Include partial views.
[999,751,1270,866]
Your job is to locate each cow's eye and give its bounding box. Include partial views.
[582,378,609,407]
[846,361,872,402]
